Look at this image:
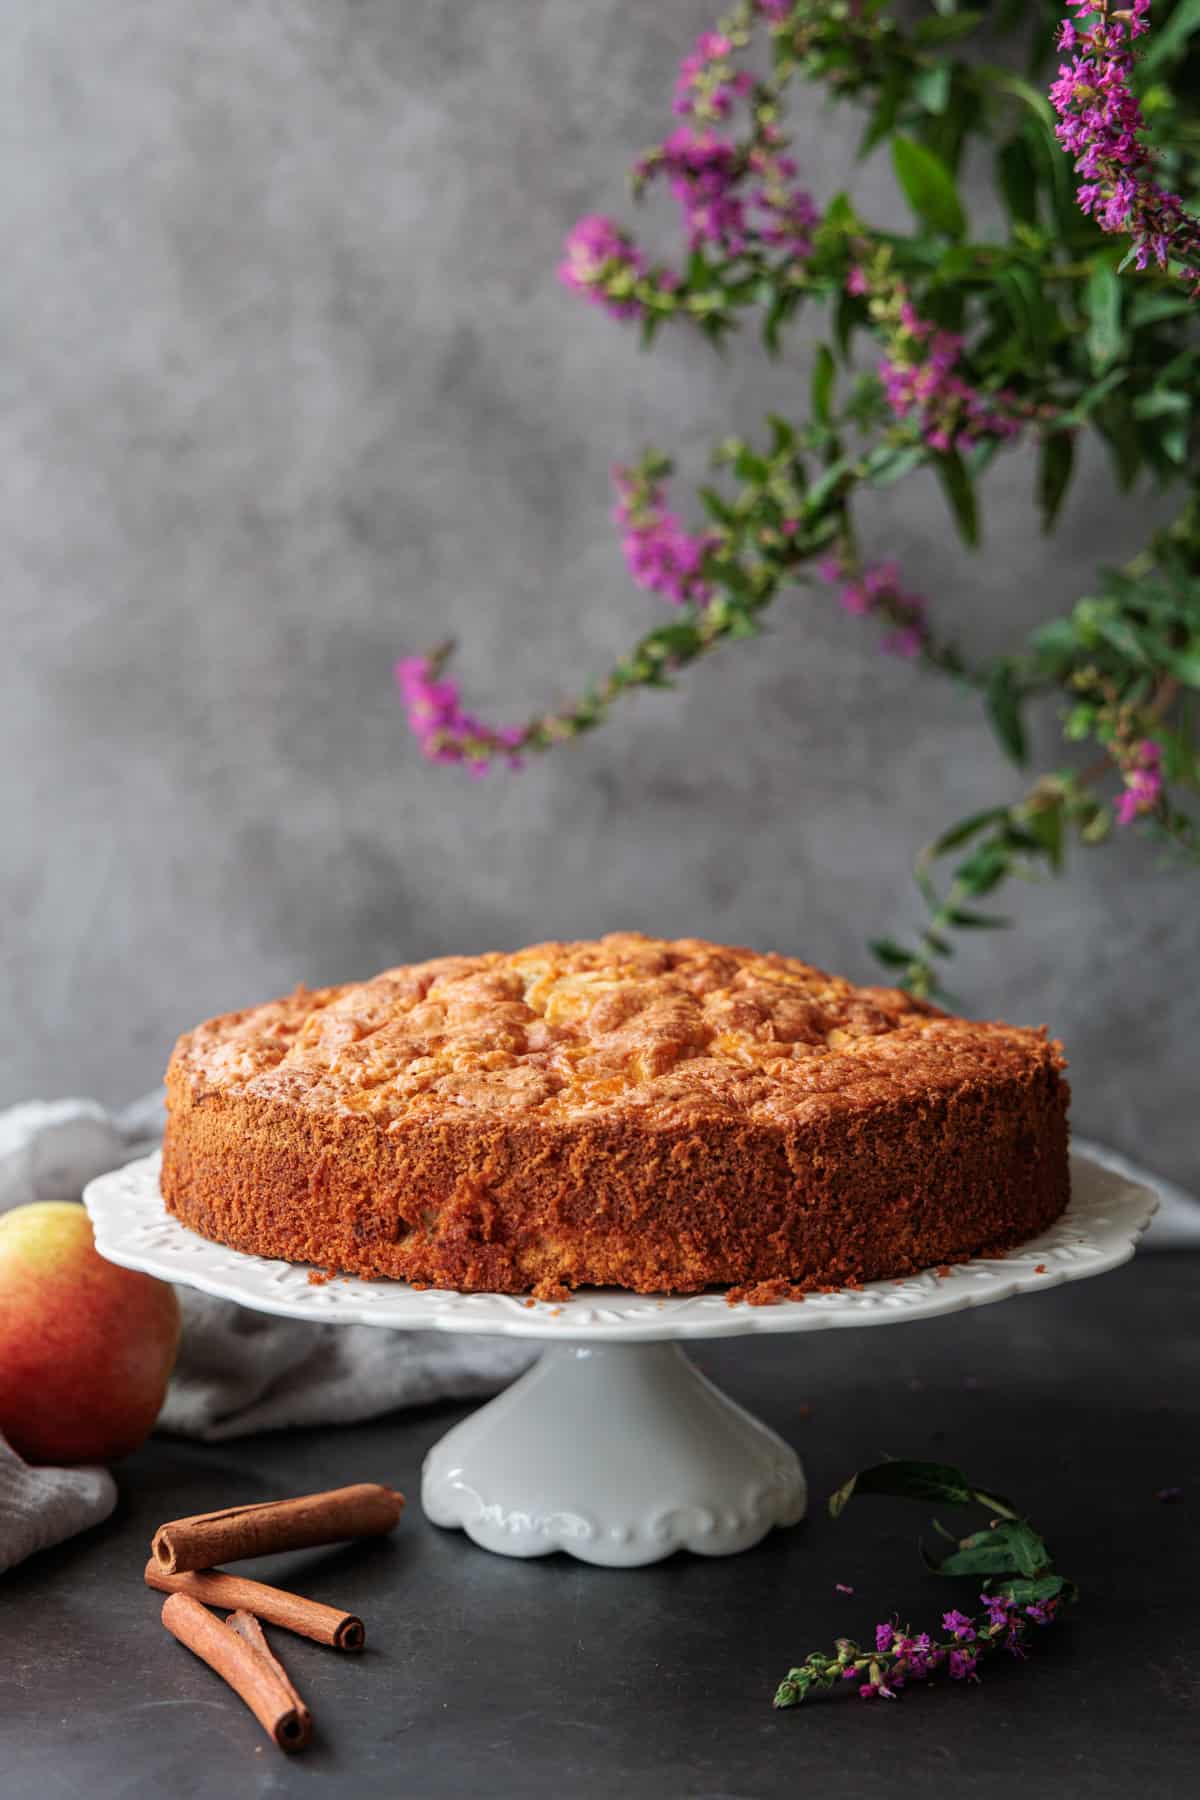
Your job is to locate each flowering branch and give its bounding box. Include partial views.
[775,1457,1074,1709]
[1051,1,1200,286]
[395,0,1200,991]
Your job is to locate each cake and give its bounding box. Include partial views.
[161,932,1070,1298]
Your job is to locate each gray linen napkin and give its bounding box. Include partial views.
[0,1432,117,1575]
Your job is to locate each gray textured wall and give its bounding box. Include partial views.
[2,1,1195,1186]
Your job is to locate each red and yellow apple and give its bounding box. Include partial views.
[0,1201,180,1465]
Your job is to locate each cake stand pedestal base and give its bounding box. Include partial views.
[421,1340,807,1567]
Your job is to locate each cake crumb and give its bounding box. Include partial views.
[307,1268,334,1286]
[726,1278,808,1307]
[936,1265,953,1278]
[1034,1262,1047,1274]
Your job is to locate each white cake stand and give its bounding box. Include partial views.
[84,1144,1156,1568]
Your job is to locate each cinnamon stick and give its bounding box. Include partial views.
[151,1483,404,1575]
[144,1560,365,1650]
[160,1593,312,1752]
[226,1611,311,1728]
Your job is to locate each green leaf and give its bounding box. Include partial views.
[810,345,835,428]
[1038,431,1076,532]
[863,443,928,487]
[833,288,857,359]
[1066,367,1128,425]
[733,447,769,483]
[766,413,795,456]
[913,62,951,116]
[1026,800,1066,869]
[820,190,858,236]
[989,1573,1069,1605]
[891,136,967,239]
[946,907,1010,927]
[1130,290,1195,327]
[829,1459,979,1518]
[985,664,1027,765]
[936,449,979,546]
[955,842,1013,897]
[763,288,800,355]
[933,1520,1050,1580]
[1142,0,1200,72]
[869,938,919,970]
[1162,647,1200,688]
[930,806,1011,854]
[1086,264,1123,372]
[998,264,1050,354]
[697,486,735,527]
[996,136,1038,227]
[805,456,853,511]
[858,63,908,159]
[979,65,1057,133]
[1095,404,1143,490]
[913,12,985,45]
[1132,388,1190,421]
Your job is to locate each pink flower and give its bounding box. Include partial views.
[633,125,818,263]
[558,215,647,318]
[395,655,525,774]
[880,296,1025,449]
[612,466,718,607]
[673,30,752,120]
[817,557,930,658]
[1115,738,1163,823]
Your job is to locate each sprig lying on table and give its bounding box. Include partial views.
[774,1459,1075,1708]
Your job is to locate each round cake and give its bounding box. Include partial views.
[161,932,1070,1298]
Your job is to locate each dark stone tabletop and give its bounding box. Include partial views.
[3,1253,1198,1800]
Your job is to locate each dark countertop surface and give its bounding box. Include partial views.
[3,1253,1198,1800]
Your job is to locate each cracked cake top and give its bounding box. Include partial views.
[170,931,1061,1129]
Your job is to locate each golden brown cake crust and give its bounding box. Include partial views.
[161,932,1070,1296]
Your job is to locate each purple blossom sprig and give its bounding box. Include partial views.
[394,650,529,776]
[612,461,720,607]
[1115,736,1165,823]
[632,123,820,264]
[775,1457,1074,1712]
[1050,0,1200,287]
[775,1594,1061,1707]
[673,27,754,122]
[848,256,1035,453]
[817,552,930,660]
[558,214,660,321]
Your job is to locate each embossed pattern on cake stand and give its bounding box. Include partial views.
[84,1146,1156,1566]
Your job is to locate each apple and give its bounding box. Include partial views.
[0,1201,180,1464]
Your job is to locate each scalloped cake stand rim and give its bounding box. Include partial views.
[83,1140,1158,1345]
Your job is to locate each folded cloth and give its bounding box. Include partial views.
[160,1289,533,1441]
[0,1095,533,1455]
[0,1431,117,1575]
